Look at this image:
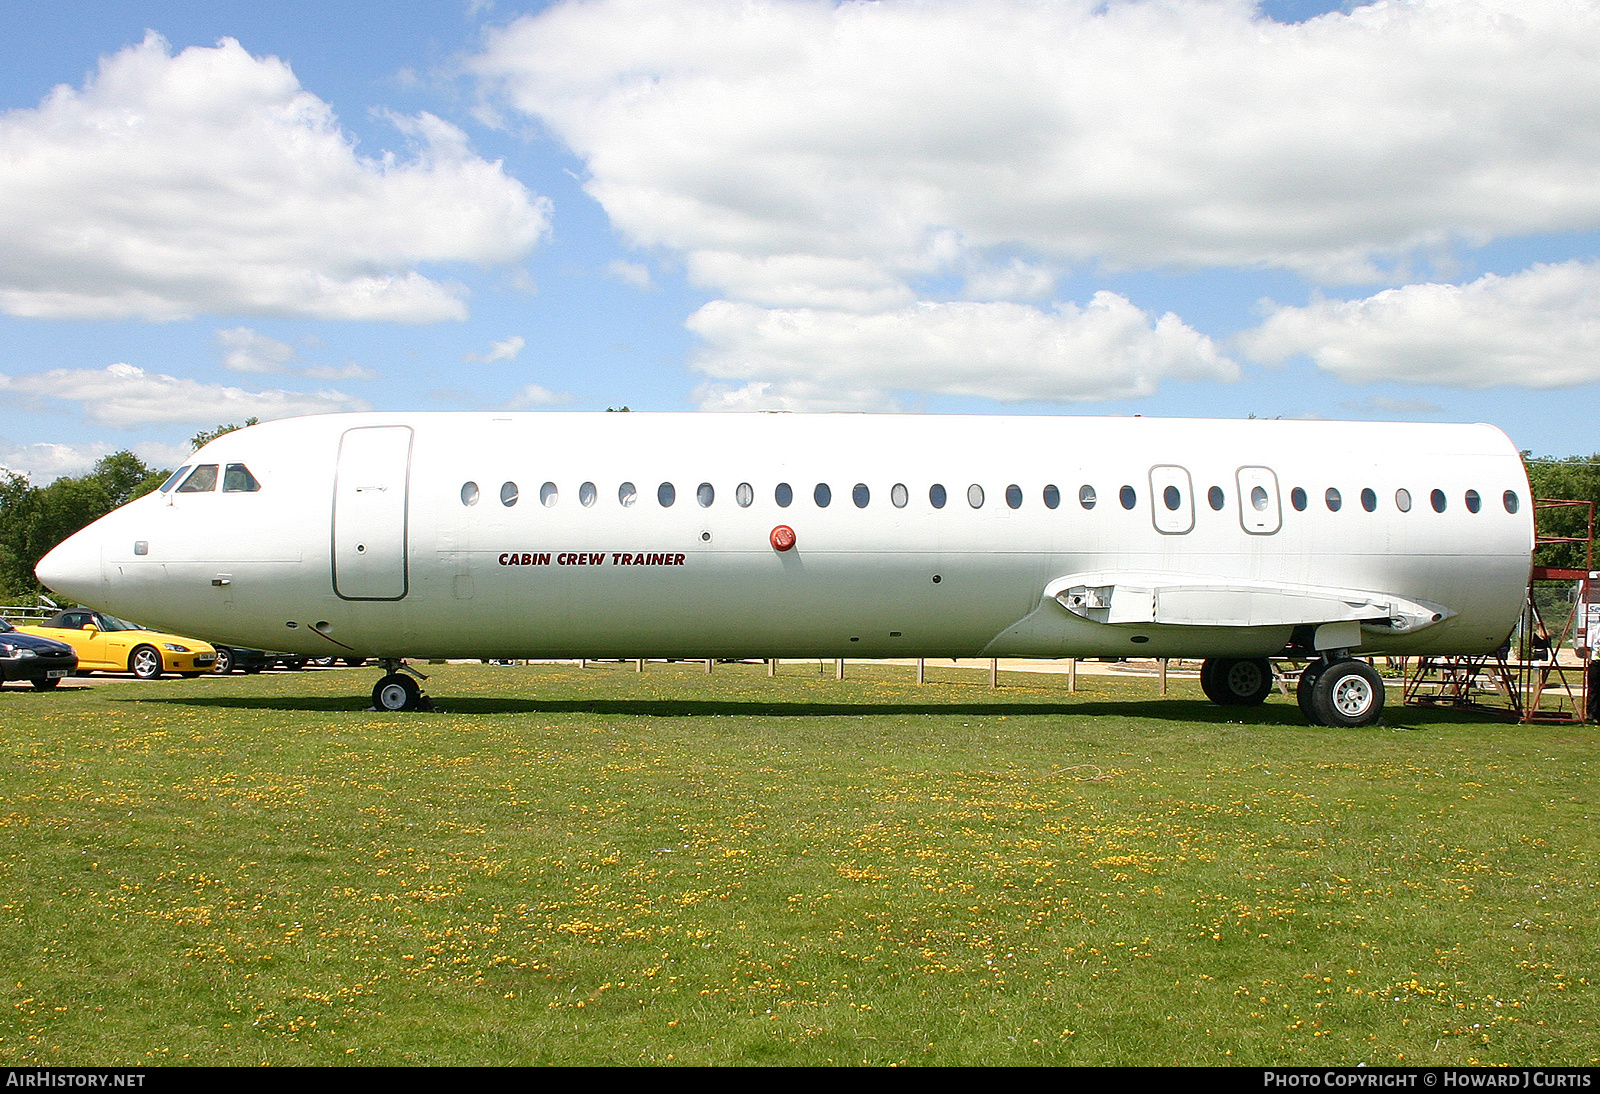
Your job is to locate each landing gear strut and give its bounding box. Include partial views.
[371,659,432,712]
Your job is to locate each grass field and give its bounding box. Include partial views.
[1,659,1596,1066]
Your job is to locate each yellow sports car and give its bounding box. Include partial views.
[20,609,217,679]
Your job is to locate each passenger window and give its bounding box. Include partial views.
[1163,485,1181,511]
[892,484,909,508]
[968,484,985,508]
[540,482,558,507]
[177,465,218,493]
[159,465,191,493]
[1503,490,1520,514]
[1079,485,1096,509]
[1290,487,1306,512]
[853,483,869,508]
[461,481,480,506]
[1465,489,1481,513]
[1005,484,1022,509]
[580,482,597,507]
[501,482,519,507]
[930,484,947,509]
[658,482,676,507]
[736,483,754,508]
[1396,488,1412,512]
[1251,486,1269,511]
[1361,488,1376,512]
[1325,487,1342,512]
[775,482,793,507]
[697,483,714,508]
[222,464,261,492]
[1119,485,1136,510]
[1431,489,1446,513]
[814,483,832,507]
[1043,484,1059,509]
[618,482,637,507]
[1208,486,1224,511]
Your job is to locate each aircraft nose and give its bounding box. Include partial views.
[35,528,103,604]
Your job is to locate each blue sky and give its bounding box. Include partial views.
[2,0,1599,481]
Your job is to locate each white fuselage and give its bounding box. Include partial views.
[37,413,1533,662]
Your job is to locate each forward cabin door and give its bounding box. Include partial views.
[332,425,413,600]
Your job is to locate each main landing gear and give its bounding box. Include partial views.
[371,660,433,712]
[1199,654,1385,727]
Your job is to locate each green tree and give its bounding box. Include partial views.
[1524,453,1600,572]
[190,417,259,451]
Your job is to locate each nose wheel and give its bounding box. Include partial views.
[371,669,432,712]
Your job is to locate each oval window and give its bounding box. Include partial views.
[1043,484,1060,509]
[1361,488,1376,513]
[658,482,675,507]
[1079,485,1097,509]
[1251,485,1269,511]
[618,481,637,507]
[1465,489,1481,513]
[853,483,870,508]
[814,483,832,507]
[736,482,754,507]
[500,481,519,507]
[1208,486,1224,511]
[461,481,480,507]
[1504,490,1520,514]
[1163,485,1181,511]
[540,482,558,507]
[580,481,597,508]
[697,482,714,508]
[1006,484,1022,509]
[1325,487,1342,512]
[1119,485,1136,510]
[1290,487,1307,512]
[968,484,985,508]
[775,482,793,507]
[930,484,947,509]
[1395,488,1412,513]
[1431,489,1446,513]
[891,483,909,508]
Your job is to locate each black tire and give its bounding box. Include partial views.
[129,645,163,680]
[1297,662,1327,723]
[31,677,60,690]
[243,666,262,675]
[372,673,422,712]
[1310,660,1385,728]
[213,648,234,674]
[1199,657,1274,706]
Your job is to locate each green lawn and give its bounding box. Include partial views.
[1,660,1595,1066]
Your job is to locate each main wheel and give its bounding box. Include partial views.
[212,648,234,674]
[129,645,163,680]
[372,673,422,712]
[1199,657,1274,706]
[1310,661,1385,728]
[31,677,60,690]
[1297,662,1327,723]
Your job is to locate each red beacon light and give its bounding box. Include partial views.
[770,525,796,552]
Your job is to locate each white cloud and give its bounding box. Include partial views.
[0,33,552,321]
[464,335,526,363]
[687,293,1236,409]
[0,363,370,428]
[607,259,656,291]
[216,327,298,373]
[502,382,572,408]
[0,437,197,484]
[1239,260,1600,388]
[301,363,379,382]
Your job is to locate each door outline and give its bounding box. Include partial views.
[1236,466,1282,535]
[1148,465,1195,534]
[332,425,413,600]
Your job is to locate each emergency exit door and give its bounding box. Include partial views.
[332,426,412,600]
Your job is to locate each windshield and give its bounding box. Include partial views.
[0,620,12,633]
[97,615,144,632]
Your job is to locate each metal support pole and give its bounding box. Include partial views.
[989,657,999,688]
[916,658,925,683]
[1067,658,1077,693]
[835,658,845,680]
[705,658,714,674]
[768,658,776,677]
[635,658,644,672]
[1159,657,1168,696]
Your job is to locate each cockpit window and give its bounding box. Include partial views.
[159,465,191,493]
[176,465,218,493]
[222,463,261,492]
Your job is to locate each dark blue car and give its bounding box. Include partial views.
[0,618,78,690]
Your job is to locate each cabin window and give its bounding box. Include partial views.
[930,484,947,509]
[968,484,985,508]
[177,465,219,493]
[1119,485,1136,510]
[223,464,261,492]
[814,483,832,507]
[618,482,637,507]
[1163,485,1181,511]
[1325,487,1342,512]
[1006,484,1023,509]
[736,483,754,508]
[775,482,793,507]
[580,482,597,507]
[540,482,558,507]
[1251,485,1269,511]
[1043,484,1060,509]
[1431,489,1446,513]
[1396,488,1412,512]
[1361,488,1376,513]
[853,483,870,508]
[892,483,909,508]
[1465,489,1481,513]
[461,482,480,506]
[500,482,519,507]
[1208,486,1224,511]
[697,482,715,508]
[1504,490,1520,514]
[1290,487,1307,512]
[159,465,191,493]
[1079,485,1096,509]
[658,482,676,507]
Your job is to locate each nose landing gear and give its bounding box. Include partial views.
[371,660,433,712]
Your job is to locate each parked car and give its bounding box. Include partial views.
[19,610,216,679]
[211,646,276,674]
[0,618,78,690]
